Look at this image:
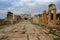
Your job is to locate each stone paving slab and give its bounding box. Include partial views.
[6,38,27,40]
[7,33,27,38]
[25,24,35,34]
[28,34,38,40]
[0,21,54,40]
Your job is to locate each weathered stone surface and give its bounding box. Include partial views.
[32,15,40,24]
[28,34,38,40]
[42,10,47,25]
[7,12,13,24]
[48,4,56,27]
[0,21,54,40]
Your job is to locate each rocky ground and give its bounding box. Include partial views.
[0,20,54,40]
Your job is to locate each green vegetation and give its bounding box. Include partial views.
[54,38,60,40]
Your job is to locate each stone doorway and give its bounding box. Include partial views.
[51,11,54,20]
[24,18,28,20]
[48,4,56,26]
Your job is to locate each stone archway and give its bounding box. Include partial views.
[48,4,56,27]
[24,17,28,20]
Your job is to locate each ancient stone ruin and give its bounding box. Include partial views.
[48,4,56,27]
[32,15,40,24]
[0,4,59,27]
[7,12,13,24]
[32,4,57,27]
[14,15,22,23]
[20,14,31,20]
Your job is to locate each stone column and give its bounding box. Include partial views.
[42,13,44,25]
[53,9,56,27]
[48,11,51,25]
[42,10,47,25]
[44,10,47,25]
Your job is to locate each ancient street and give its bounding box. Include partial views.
[0,21,54,40]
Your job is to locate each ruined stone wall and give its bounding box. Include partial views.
[20,14,31,20]
[14,15,18,23]
[14,15,22,23]
[32,15,40,24]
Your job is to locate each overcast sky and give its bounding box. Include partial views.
[0,0,60,19]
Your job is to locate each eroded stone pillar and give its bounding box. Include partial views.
[42,13,44,25]
[48,11,51,25]
[42,10,47,25]
[44,10,47,25]
[7,12,13,24]
[53,10,56,27]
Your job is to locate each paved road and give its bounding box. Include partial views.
[0,21,54,40]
